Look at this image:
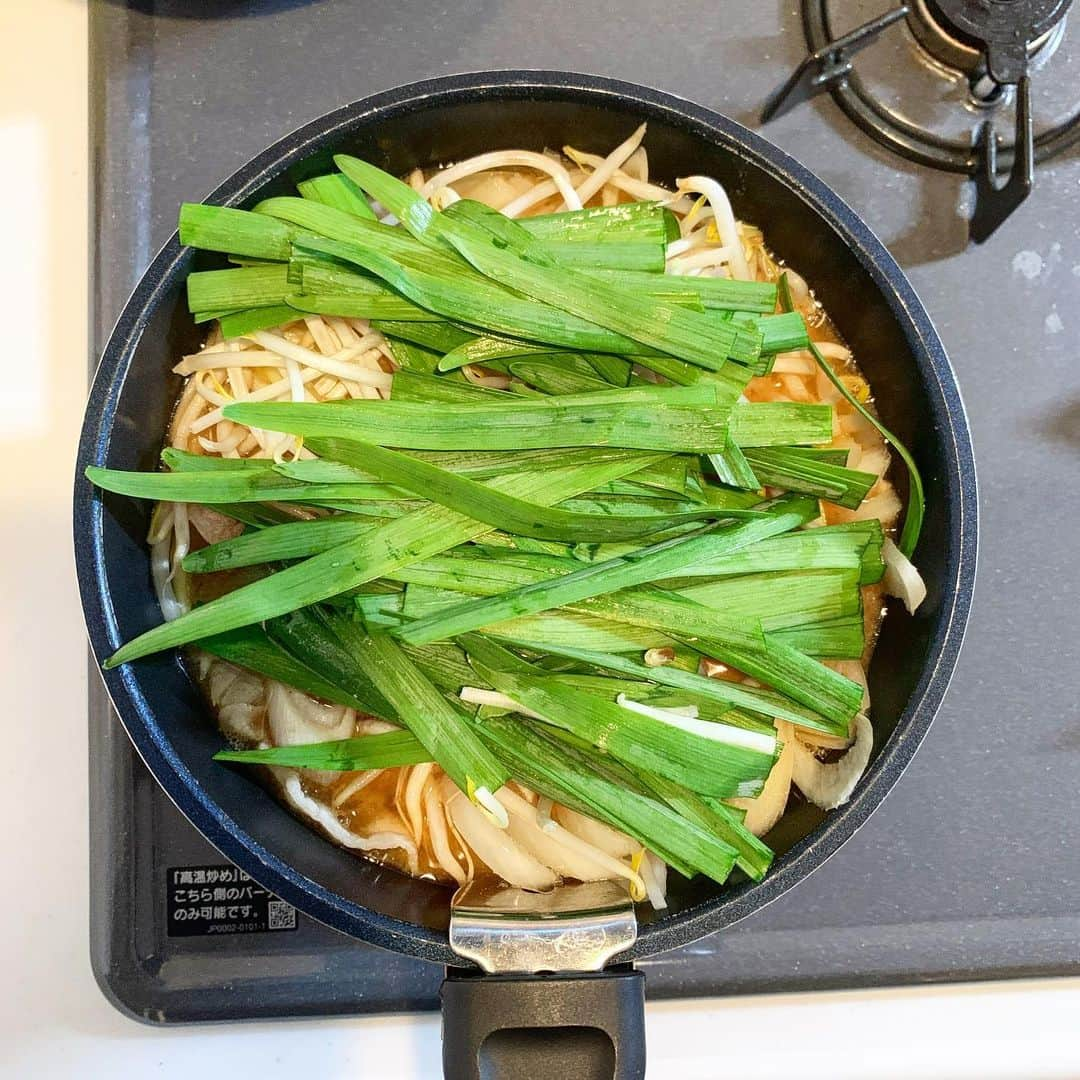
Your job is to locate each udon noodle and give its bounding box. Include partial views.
[157,128,902,905]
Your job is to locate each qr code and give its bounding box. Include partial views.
[267,900,297,931]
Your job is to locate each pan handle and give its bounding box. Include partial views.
[440,965,646,1080]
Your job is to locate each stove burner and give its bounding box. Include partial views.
[762,0,1080,242]
[923,0,1071,81]
[907,0,1067,103]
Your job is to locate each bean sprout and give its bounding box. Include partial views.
[676,175,750,279]
[421,150,583,211]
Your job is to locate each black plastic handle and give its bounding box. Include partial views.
[440,965,646,1080]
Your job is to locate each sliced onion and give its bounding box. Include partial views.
[267,682,354,746]
[552,805,639,859]
[839,413,881,451]
[167,502,190,589]
[855,444,891,478]
[727,720,794,837]
[472,785,509,829]
[203,658,266,742]
[815,340,851,361]
[831,484,902,527]
[204,660,243,704]
[267,683,355,786]
[393,765,409,824]
[770,350,817,375]
[497,788,613,884]
[882,536,927,614]
[777,374,814,403]
[443,789,477,883]
[536,796,557,831]
[640,852,668,910]
[210,664,263,710]
[146,501,175,545]
[796,662,869,750]
[281,772,418,873]
[451,168,536,209]
[206,657,267,743]
[191,650,214,683]
[445,787,556,891]
[504,790,647,900]
[217,703,266,743]
[355,716,399,736]
[790,713,873,811]
[330,769,384,808]
[402,763,435,844]
[424,782,467,886]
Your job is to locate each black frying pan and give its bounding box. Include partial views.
[74,71,977,1079]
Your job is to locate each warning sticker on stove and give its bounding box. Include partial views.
[166,865,298,936]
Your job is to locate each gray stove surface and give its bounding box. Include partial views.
[88,0,1080,1022]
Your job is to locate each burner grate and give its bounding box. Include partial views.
[763,0,1080,241]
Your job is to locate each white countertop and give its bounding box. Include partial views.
[3,2,1078,1076]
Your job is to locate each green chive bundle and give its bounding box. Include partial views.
[85,147,924,896]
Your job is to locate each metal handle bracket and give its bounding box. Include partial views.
[449,879,637,974]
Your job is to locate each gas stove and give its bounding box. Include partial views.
[89,0,1080,1023]
[763,0,1078,240]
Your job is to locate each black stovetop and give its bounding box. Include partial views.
[88,0,1080,1022]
